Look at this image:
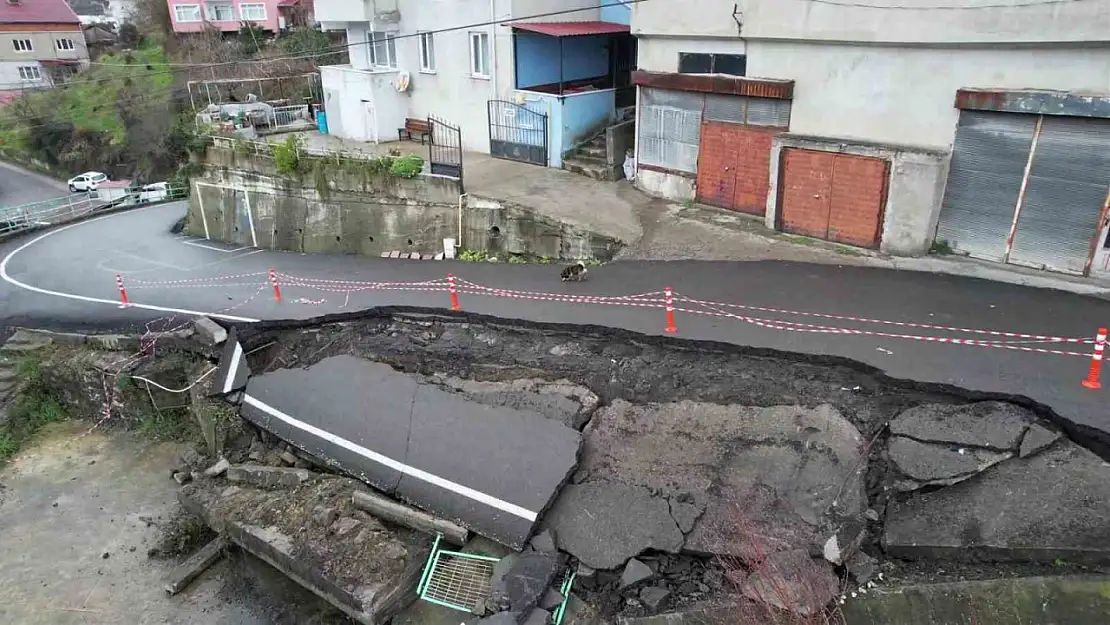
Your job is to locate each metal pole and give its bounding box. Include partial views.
[1002,114,1043,263]
[1083,183,1110,276]
[558,37,564,96]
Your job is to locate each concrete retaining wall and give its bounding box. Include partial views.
[186,146,622,260]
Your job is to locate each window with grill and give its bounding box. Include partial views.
[678,53,746,77]
[239,3,266,21]
[18,66,40,80]
[703,94,792,128]
[368,31,397,68]
[12,39,32,52]
[638,88,704,174]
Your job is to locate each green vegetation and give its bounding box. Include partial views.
[0,353,65,462]
[389,155,425,178]
[930,239,955,255]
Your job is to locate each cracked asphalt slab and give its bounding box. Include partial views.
[2,201,1110,447]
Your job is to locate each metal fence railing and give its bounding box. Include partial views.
[0,184,188,236]
[271,104,311,129]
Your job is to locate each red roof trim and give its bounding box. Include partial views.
[507,21,630,37]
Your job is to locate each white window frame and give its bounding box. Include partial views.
[239,3,267,21]
[18,66,41,81]
[469,31,490,79]
[12,39,33,53]
[368,31,397,69]
[418,32,435,73]
[174,4,202,22]
[56,38,75,51]
[204,2,235,22]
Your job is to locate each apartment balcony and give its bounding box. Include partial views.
[315,0,399,28]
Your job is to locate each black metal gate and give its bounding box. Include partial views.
[487,100,548,166]
[428,115,463,183]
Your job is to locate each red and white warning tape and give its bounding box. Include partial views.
[111,270,1102,359]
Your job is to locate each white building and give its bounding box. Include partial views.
[630,0,1110,276]
[314,0,635,171]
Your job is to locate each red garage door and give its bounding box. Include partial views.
[696,121,781,215]
[779,149,890,249]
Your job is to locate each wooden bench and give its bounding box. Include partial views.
[398,118,432,144]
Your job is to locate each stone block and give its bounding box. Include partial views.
[226,464,315,489]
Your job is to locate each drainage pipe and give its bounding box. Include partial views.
[457,192,468,251]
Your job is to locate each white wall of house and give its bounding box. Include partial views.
[321,64,407,144]
[392,0,515,153]
[634,37,745,74]
[746,41,1110,150]
[0,60,49,89]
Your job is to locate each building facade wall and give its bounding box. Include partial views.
[745,40,1110,150]
[167,0,285,33]
[0,28,87,62]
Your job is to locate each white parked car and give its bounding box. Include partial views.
[68,171,109,192]
[136,182,170,203]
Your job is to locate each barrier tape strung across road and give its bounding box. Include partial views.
[673,295,1096,344]
[676,298,1091,358]
[112,270,1099,358]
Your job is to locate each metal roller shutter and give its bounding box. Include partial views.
[1008,117,1110,273]
[936,111,1035,261]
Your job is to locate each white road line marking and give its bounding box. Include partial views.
[223,342,243,394]
[242,394,539,522]
[0,204,261,323]
[181,239,242,252]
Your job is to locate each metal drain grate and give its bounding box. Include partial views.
[418,534,501,614]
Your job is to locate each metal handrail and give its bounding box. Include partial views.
[0,185,189,235]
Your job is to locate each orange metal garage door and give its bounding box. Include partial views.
[779,149,890,249]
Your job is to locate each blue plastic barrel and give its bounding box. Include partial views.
[316,111,328,134]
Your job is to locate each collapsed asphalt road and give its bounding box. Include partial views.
[1,201,1110,449]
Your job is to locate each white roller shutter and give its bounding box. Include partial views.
[936,111,1036,261]
[1008,116,1110,273]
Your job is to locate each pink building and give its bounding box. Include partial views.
[167,0,313,34]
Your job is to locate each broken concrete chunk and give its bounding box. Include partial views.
[639,585,672,612]
[740,549,838,618]
[172,471,192,485]
[888,436,1012,486]
[163,537,226,595]
[845,550,877,586]
[203,457,230,478]
[529,529,557,553]
[192,317,228,346]
[226,464,315,489]
[667,499,703,535]
[1019,423,1062,458]
[538,587,564,611]
[890,402,1034,451]
[582,401,866,560]
[521,608,550,625]
[331,517,361,537]
[544,481,684,570]
[352,490,469,545]
[489,552,565,617]
[620,558,654,589]
[279,451,298,466]
[883,442,1110,565]
[312,505,339,527]
[823,518,866,566]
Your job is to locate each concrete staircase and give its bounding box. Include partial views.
[561,133,614,181]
